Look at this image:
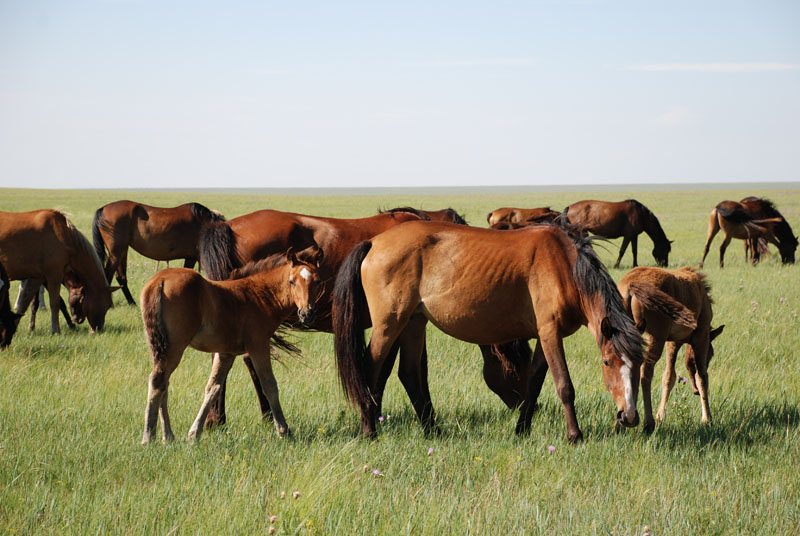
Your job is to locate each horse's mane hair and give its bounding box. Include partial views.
[567,229,644,363]
[626,199,670,250]
[190,202,226,223]
[229,253,289,279]
[442,208,468,225]
[378,207,431,221]
[743,198,798,249]
[59,212,106,282]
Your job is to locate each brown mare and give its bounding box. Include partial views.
[700,200,787,268]
[197,207,437,426]
[93,200,226,305]
[0,210,114,333]
[563,200,672,268]
[0,261,23,347]
[738,197,797,265]
[486,207,561,227]
[333,222,644,443]
[140,247,324,444]
[618,267,724,432]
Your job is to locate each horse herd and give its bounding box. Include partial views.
[0,196,795,445]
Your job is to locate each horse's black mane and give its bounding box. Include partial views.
[190,202,226,223]
[442,208,468,225]
[627,199,670,251]
[379,207,431,221]
[742,197,798,249]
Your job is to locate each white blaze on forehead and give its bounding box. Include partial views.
[620,362,635,413]
[300,267,311,281]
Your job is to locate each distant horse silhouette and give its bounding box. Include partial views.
[334,221,644,443]
[140,247,323,444]
[486,207,561,227]
[93,200,226,305]
[738,197,797,265]
[0,210,114,333]
[700,200,786,268]
[563,199,672,268]
[0,261,23,347]
[618,266,724,432]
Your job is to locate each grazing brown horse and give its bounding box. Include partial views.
[618,267,724,432]
[700,201,784,268]
[93,200,226,305]
[140,247,323,444]
[486,207,561,227]
[738,197,797,265]
[381,207,468,225]
[0,210,114,333]
[198,207,434,426]
[16,276,81,331]
[0,261,23,348]
[333,222,644,443]
[563,200,672,268]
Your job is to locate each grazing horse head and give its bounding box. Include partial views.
[598,317,641,428]
[286,247,324,326]
[652,240,672,267]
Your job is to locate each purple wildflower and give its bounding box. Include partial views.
[548,445,555,453]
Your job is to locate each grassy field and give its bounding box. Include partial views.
[1,186,798,535]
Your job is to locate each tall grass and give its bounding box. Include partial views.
[1,187,798,535]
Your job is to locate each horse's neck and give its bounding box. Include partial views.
[642,215,668,245]
[247,267,294,312]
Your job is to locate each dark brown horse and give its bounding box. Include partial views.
[487,207,561,227]
[16,276,81,331]
[333,222,644,443]
[0,261,23,348]
[140,247,323,444]
[0,210,114,333]
[381,207,468,225]
[563,200,672,268]
[93,201,226,305]
[197,208,434,426]
[700,201,785,268]
[739,197,797,264]
[618,267,724,432]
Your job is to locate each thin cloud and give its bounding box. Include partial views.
[630,62,800,73]
[656,106,692,126]
[421,58,536,67]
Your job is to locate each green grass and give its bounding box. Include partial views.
[1,187,798,535]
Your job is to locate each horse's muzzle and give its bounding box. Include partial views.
[616,409,640,428]
[298,307,315,326]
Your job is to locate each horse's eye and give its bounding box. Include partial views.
[289,280,295,287]
[603,360,610,367]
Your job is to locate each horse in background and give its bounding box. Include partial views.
[380,207,468,225]
[739,197,797,265]
[93,201,226,305]
[16,275,81,331]
[140,247,323,444]
[486,207,561,227]
[618,267,724,432]
[0,261,23,348]
[700,201,785,268]
[563,199,672,268]
[334,221,644,443]
[0,210,114,333]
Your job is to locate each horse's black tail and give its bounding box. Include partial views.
[333,241,373,410]
[92,207,108,266]
[198,221,238,281]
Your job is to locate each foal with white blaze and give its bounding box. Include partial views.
[140,247,323,444]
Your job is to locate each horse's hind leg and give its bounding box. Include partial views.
[396,316,437,434]
[115,250,137,305]
[655,341,681,423]
[687,341,712,424]
[640,335,665,434]
[718,235,733,268]
[700,211,720,268]
[614,237,631,269]
[516,340,548,434]
[242,354,273,421]
[15,280,37,330]
[58,297,75,329]
[142,351,182,444]
[189,352,236,440]
[248,348,289,437]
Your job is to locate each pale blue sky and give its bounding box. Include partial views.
[1,0,798,189]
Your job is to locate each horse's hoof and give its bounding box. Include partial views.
[567,430,583,444]
[643,422,655,435]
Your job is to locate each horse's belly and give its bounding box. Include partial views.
[419,298,537,345]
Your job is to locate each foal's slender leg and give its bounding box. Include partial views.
[538,328,582,443]
[242,354,273,421]
[700,212,720,268]
[655,341,681,423]
[640,335,665,434]
[189,352,236,440]
[516,340,548,434]
[688,340,712,424]
[396,316,437,434]
[615,237,630,269]
[248,347,290,437]
[142,350,182,444]
[159,389,174,442]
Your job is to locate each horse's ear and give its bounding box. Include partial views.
[600,317,616,340]
[710,325,725,341]
[635,319,646,333]
[286,247,298,266]
[670,240,675,244]
[313,247,324,267]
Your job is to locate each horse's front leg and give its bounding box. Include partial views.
[656,341,681,423]
[631,235,639,267]
[640,335,665,434]
[189,352,236,440]
[538,327,582,443]
[242,354,273,421]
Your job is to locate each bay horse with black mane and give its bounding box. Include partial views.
[140,247,323,444]
[0,210,114,333]
[739,197,797,265]
[487,207,561,227]
[93,200,226,305]
[563,199,672,268]
[618,266,724,432]
[700,200,789,268]
[0,260,23,348]
[333,221,644,443]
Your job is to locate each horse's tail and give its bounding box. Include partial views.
[715,204,775,234]
[571,234,644,364]
[141,279,168,358]
[190,202,226,223]
[92,207,108,265]
[198,221,238,281]
[333,241,373,409]
[626,281,697,329]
